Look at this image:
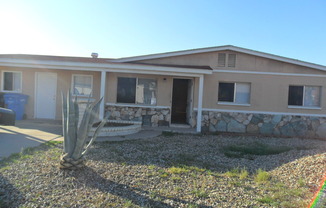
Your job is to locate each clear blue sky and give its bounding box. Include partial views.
[0,0,325,65]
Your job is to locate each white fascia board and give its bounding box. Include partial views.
[0,58,212,76]
[213,69,326,77]
[113,45,326,72]
[106,103,170,109]
[104,68,205,77]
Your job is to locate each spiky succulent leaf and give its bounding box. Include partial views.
[82,111,110,156]
[74,96,79,128]
[66,91,78,157]
[61,92,68,154]
[71,98,103,159]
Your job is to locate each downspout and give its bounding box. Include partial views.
[99,70,106,119]
[196,75,204,132]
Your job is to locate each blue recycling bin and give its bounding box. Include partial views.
[4,93,28,120]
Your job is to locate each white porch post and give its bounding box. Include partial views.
[196,75,204,132]
[99,70,106,119]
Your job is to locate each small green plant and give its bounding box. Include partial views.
[187,203,199,208]
[254,169,271,183]
[298,177,306,187]
[191,189,209,198]
[148,165,156,170]
[171,176,182,182]
[223,142,291,158]
[159,173,169,178]
[225,168,241,178]
[168,166,190,174]
[239,169,249,179]
[257,196,275,204]
[123,200,133,207]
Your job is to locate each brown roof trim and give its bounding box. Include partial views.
[128,62,212,70]
[0,54,113,63]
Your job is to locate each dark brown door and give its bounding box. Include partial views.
[171,79,189,124]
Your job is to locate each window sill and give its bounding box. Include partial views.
[0,90,22,93]
[217,102,250,107]
[72,94,92,97]
[288,106,321,110]
[106,102,169,109]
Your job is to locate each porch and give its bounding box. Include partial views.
[97,64,212,132]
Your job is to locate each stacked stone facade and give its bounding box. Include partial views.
[192,111,326,139]
[105,105,171,127]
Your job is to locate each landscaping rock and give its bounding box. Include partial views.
[280,124,295,137]
[316,123,326,138]
[247,123,259,133]
[209,124,216,132]
[216,120,227,132]
[271,115,282,124]
[260,123,275,135]
[227,119,246,133]
[251,114,263,124]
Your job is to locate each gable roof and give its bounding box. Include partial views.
[112,45,326,71]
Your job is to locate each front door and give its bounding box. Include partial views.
[35,72,57,119]
[171,79,191,124]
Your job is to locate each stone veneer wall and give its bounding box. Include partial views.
[192,111,326,139]
[105,105,171,127]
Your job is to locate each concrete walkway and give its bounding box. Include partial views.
[0,120,63,159]
[0,120,198,160]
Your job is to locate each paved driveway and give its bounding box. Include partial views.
[0,120,63,160]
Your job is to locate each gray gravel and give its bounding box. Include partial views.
[0,134,325,207]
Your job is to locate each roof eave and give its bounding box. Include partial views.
[0,58,212,76]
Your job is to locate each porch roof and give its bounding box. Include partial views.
[0,54,212,77]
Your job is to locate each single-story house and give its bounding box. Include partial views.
[1,45,326,138]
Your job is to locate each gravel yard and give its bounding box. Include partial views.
[0,133,325,208]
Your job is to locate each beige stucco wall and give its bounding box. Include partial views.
[0,66,101,120]
[133,51,326,115]
[198,72,326,114]
[106,72,173,107]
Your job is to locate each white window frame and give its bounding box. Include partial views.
[117,77,157,106]
[218,82,251,106]
[288,85,322,109]
[1,71,22,93]
[71,74,93,97]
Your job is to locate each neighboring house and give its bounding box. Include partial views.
[1,45,326,138]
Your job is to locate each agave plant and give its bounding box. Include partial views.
[60,91,109,170]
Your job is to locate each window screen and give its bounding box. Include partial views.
[117,77,136,103]
[304,86,320,107]
[136,79,157,105]
[235,83,250,104]
[218,83,234,102]
[73,75,92,96]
